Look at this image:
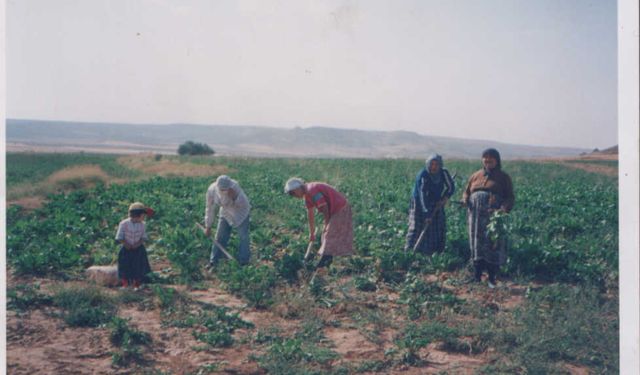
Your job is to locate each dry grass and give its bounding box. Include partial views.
[117,154,230,177]
[46,165,111,185]
[8,154,232,209]
[8,165,115,206]
[533,154,618,177]
[560,162,617,177]
[6,196,46,210]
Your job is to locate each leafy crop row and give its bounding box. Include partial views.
[5,154,619,373]
[6,152,140,188]
[7,157,618,289]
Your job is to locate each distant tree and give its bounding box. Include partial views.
[177,141,215,156]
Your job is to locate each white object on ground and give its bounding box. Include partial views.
[86,265,119,287]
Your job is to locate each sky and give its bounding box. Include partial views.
[6,0,618,149]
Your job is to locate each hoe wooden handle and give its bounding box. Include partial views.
[195,222,237,261]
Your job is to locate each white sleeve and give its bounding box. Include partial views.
[115,221,125,241]
[418,176,428,213]
[205,188,218,229]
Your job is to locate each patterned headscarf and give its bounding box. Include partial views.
[425,153,443,183]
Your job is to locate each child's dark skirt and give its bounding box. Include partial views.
[118,245,152,282]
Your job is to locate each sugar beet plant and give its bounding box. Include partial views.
[5,154,619,374]
[7,156,618,292]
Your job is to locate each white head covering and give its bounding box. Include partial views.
[216,175,233,189]
[284,177,305,193]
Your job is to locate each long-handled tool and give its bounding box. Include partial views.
[412,172,457,252]
[303,227,321,263]
[412,198,447,252]
[303,241,315,262]
[195,222,237,262]
[301,228,323,286]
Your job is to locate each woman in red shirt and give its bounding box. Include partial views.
[285,177,354,268]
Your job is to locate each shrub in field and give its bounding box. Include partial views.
[177,141,215,156]
[186,307,254,348]
[274,249,304,283]
[395,321,461,365]
[375,249,426,284]
[217,262,277,308]
[7,283,53,313]
[109,316,152,346]
[160,226,206,285]
[109,316,151,367]
[429,252,466,272]
[115,288,147,306]
[256,337,338,374]
[355,360,394,373]
[151,285,178,309]
[399,273,461,320]
[154,289,253,348]
[354,274,377,292]
[52,285,116,327]
[340,255,375,275]
[8,228,86,276]
[254,319,339,374]
[192,329,234,348]
[150,285,193,313]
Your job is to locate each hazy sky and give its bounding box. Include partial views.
[7,0,617,149]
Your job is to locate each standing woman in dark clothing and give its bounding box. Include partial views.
[462,148,515,288]
[404,154,455,255]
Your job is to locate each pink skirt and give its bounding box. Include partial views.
[319,204,354,256]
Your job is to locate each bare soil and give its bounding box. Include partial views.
[6,263,596,375]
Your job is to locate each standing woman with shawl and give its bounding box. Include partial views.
[404,154,455,255]
[462,148,515,288]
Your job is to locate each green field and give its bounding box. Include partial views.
[564,159,618,167]
[6,152,140,187]
[6,153,619,373]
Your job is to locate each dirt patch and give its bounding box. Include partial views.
[7,309,114,374]
[419,345,487,374]
[117,154,230,178]
[564,363,592,375]
[325,326,381,361]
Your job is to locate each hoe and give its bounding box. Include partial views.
[195,222,237,262]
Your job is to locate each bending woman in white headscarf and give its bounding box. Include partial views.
[285,177,354,268]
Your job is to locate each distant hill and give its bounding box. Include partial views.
[591,145,618,155]
[6,119,589,159]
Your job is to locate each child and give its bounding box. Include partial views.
[116,202,154,289]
